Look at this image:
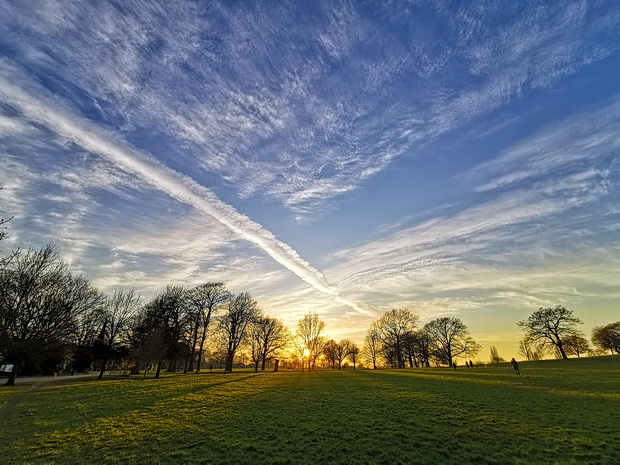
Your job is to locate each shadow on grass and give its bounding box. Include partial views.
[3,367,619,465]
[1,372,263,463]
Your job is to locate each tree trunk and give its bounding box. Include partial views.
[4,365,17,386]
[4,361,25,386]
[155,360,163,379]
[558,343,568,359]
[225,353,234,373]
[261,355,267,371]
[254,361,259,373]
[195,346,203,373]
[98,357,109,380]
[195,312,213,373]
[187,318,200,373]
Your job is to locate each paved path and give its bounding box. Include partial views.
[1,373,106,413]
[3,373,99,385]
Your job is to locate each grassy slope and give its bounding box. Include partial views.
[1,357,619,464]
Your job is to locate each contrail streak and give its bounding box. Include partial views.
[0,70,373,315]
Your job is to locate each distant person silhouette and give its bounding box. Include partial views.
[452,362,457,370]
[469,360,474,368]
[510,358,520,375]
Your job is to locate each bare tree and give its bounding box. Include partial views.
[562,334,590,358]
[349,343,360,370]
[518,338,543,361]
[136,285,188,378]
[362,324,382,369]
[592,322,620,355]
[0,244,104,385]
[295,312,326,371]
[424,317,481,367]
[185,283,232,372]
[335,339,356,370]
[402,331,420,367]
[248,315,290,372]
[374,309,419,368]
[70,307,105,373]
[489,346,505,363]
[323,339,339,369]
[219,293,259,373]
[291,336,308,371]
[413,330,432,367]
[517,306,583,359]
[95,289,141,379]
[130,322,170,378]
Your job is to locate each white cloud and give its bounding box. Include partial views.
[0,64,374,316]
[3,1,616,218]
[470,99,620,193]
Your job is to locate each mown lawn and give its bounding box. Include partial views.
[1,356,619,464]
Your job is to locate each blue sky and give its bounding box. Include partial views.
[1,1,619,358]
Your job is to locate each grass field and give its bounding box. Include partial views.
[1,356,619,464]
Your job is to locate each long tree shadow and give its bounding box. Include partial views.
[4,370,619,465]
[1,372,264,463]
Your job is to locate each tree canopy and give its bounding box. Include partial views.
[592,322,620,355]
[0,244,104,385]
[423,317,481,366]
[517,305,583,360]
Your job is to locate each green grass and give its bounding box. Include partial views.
[1,357,619,464]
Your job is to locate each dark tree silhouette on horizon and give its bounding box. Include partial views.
[518,305,583,360]
[248,315,290,372]
[591,322,620,355]
[135,285,188,378]
[94,289,141,379]
[185,283,232,373]
[362,325,381,369]
[424,317,481,367]
[219,292,259,373]
[295,312,326,372]
[0,244,104,385]
[374,309,419,369]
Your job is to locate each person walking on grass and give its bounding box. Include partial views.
[510,358,520,375]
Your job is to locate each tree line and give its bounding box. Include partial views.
[361,309,482,369]
[1,244,618,385]
[0,244,297,385]
[516,305,620,360]
[0,244,363,385]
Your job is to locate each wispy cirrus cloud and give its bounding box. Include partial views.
[1,1,616,218]
[468,99,620,193]
[0,64,376,315]
[326,99,619,318]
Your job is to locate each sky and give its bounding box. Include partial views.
[1,0,619,360]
